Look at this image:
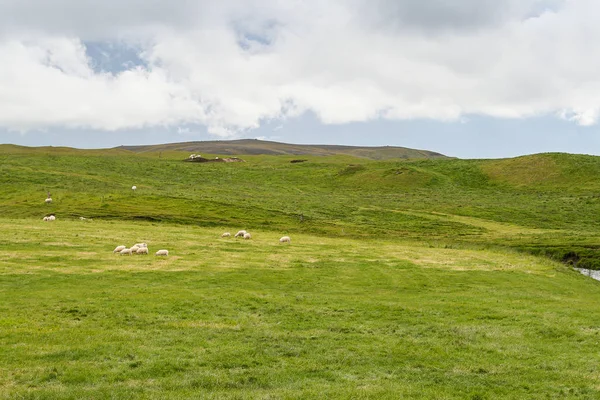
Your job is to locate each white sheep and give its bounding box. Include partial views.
[136,247,149,255]
[243,232,252,240]
[45,198,52,204]
[42,216,49,221]
[155,249,169,256]
[132,186,137,191]
[133,243,147,248]
[120,248,133,256]
[113,245,126,253]
[130,245,140,253]
[48,215,56,221]
[221,232,231,238]
[279,236,291,243]
[234,230,247,238]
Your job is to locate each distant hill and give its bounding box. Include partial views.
[117,139,447,160]
[0,144,131,156]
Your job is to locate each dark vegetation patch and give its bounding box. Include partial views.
[337,164,366,176]
[514,245,600,270]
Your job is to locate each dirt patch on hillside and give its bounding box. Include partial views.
[185,155,245,163]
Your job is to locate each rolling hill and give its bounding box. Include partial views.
[117,139,448,160]
[1,144,599,268]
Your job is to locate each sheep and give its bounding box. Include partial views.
[279,236,291,243]
[234,230,247,238]
[130,245,140,253]
[48,215,56,221]
[120,248,133,256]
[113,245,126,253]
[221,232,231,238]
[42,216,49,221]
[132,186,137,191]
[136,247,149,255]
[45,198,52,204]
[133,243,147,248]
[243,232,252,240]
[155,249,169,256]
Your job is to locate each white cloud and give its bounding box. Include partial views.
[1,0,600,136]
[0,38,204,132]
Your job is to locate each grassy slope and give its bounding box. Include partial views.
[1,147,600,265]
[1,147,600,398]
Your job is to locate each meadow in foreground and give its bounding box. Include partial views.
[1,219,600,399]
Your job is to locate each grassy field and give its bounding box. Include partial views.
[1,146,600,398]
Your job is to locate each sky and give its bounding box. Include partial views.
[1,0,600,159]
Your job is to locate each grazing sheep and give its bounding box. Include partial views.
[155,249,169,256]
[132,186,137,191]
[42,216,49,221]
[234,230,247,238]
[113,245,126,253]
[280,236,291,243]
[45,198,52,204]
[133,243,147,248]
[130,245,140,253]
[243,232,252,240]
[120,248,133,256]
[221,232,231,238]
[48,215,56,221]
[136,247,149,255]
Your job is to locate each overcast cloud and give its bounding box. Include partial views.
[1,0,599,147]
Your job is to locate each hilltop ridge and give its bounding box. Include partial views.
[117,139,447,160]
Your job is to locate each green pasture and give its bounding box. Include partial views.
[1,146,600,398]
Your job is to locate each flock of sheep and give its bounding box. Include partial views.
[42,192,291,260]
[113,243,169,257]
[222,230,291,243]
[110,231,290,258]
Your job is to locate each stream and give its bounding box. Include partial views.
[575,268,600,282]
